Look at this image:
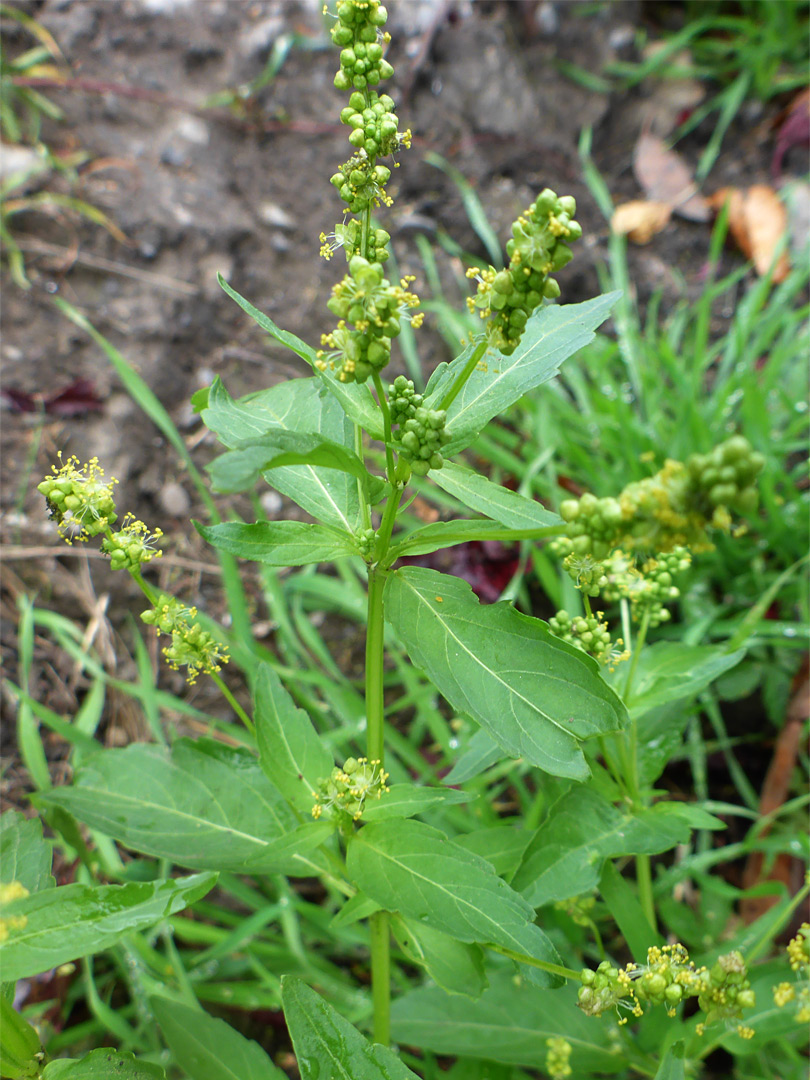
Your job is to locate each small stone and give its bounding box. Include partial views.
[536,2,558,35]
[258,202,295,229]
[159,481,191,517]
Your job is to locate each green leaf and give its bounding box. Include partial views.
[624,643,746,714]
[650,802,726,831]
[0,873,215,982]
[431,462,561,529]
[347,819,563,987]
[208,429,384,504]
[281,976,420,1080]
[36,739,331,874]
[653,1042,685,1080]
[424,293,619,450]
[255,664,334,813]
[454,826,532,881]
[151,996,286,1080]
[197,520,357,566]
[442,729,502,785]
[361,783,475,822]
[0,811,54,893]
[41,1049,166,1079]
[390,914,487,999]
[512,786,692,906]
[384,567,627,779]
[203,377,362,531]
[390,973,623,1072]
[390,519,558,559]
[217,276,385,439]
[598,860,660,961]
[0,993,42,1079]
[636,700,691,788]
[329,890,381,928]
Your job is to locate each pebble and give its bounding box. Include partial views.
[536,2,558,35]
[258,202,295,229]
[159,481,191,517]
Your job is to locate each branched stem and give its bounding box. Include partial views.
[485,944,582,982]
[438,338,488,412]
[210,671,255,735]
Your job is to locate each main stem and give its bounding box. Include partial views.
[366,561,390,1043]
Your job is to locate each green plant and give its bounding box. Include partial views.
[566,0,810,178]
[4,2,809,1078]
[0,3,127,287]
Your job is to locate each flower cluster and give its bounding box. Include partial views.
[544,1036,573,1080]
[329,155,394,216]
[141,595,229,685]
[356,526,377,557]
[558,546,691,629]
[773,923,810,1025]
[466,189,582,355]
[554,894,597,928]
[548,609,626,667]
[331,1,391,91]
[100,512,163,571]
[319,0,422,385]
[317,258,422,384]
[0,881,29,943]
[320,219,391,264]
[38,454,118,542]
[578,945,755,1038]
[388,375,450,474]
[339,91,405,159]
[598,547,692,627]
[556,437,763,559]
[311,756,390,821]
[686,435,764,522]
[39,457,228,687]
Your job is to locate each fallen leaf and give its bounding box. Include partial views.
[771,88,810,181]
[611,199,672,244]
[633,132,710,222]
[0,378,104,416]
[708,185,790,282]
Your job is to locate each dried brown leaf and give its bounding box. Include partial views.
[633,132,710,222]
[709,184,791,282]
[611,200,672,244]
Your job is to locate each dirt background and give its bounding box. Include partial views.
[1,0,804,791]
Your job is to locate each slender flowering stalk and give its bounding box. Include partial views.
[38,458,231,692]
[316,0,423,387]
